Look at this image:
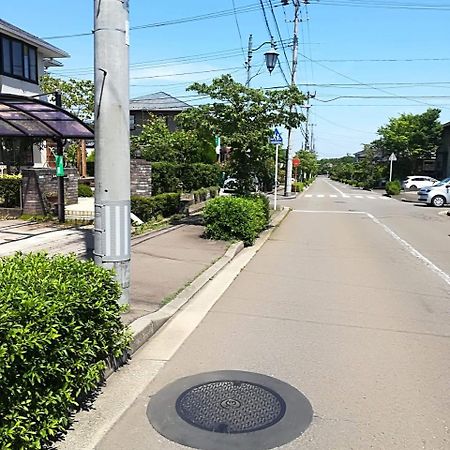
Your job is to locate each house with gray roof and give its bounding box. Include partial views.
[129,92,190,135]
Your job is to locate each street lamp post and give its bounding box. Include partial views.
[245,34,279,87]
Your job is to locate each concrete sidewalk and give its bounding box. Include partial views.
[124,224,229,324]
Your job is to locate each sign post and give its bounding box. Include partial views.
[389,152,397,181]
[270,129,283,210]
[292,157,300,182]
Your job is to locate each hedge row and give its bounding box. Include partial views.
[152,162,220,194]
[0,253,129,449]
[203,194,270,246]
[0,175,21,208]
[131,193,181,222]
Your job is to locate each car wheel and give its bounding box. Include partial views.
[409,185,417,190]
[431,195,446,207]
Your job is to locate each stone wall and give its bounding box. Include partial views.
[21,168,78,215]
[130,159,151,197]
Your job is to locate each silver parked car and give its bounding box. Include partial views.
[417,177,450,207]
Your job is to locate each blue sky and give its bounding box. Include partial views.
[3,0,450,159]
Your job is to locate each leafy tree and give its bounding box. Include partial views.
[294,150,318,180]
[376,108,442,174]
[40,74,94,122]
[131,114,216,164]
[177,75,306,194]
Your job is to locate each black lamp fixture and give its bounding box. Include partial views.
[264,47,279,74]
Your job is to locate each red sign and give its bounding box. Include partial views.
[292,157,300,167]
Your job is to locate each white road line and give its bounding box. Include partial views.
[354,195,363,199]
[324,179,346,197]
[305,194,312,198]
[366,213,450,287]
[317,194,325,198]
[292,209,450,287]
[367,196,376,199]
[330,194,338,198]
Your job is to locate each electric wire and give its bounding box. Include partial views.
[42,1,284,40]
[231,0,246,58]
[268,0,292,76]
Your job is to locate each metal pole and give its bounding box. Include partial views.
[274,144,279,210]
[305,101,310,151]
[94,0,131,305]
[55,92,65,223]
[389,160,393,182]
[246,34,253,87]
[284,0,300,196]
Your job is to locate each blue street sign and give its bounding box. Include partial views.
[270,128,283,145]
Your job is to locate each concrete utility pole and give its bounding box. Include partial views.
[284,0,300,196]
[246,34,254,87]
[94,0,131,305]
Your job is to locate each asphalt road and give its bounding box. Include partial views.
[96,177,450,449]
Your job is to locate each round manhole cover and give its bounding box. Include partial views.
[175,380,286,433]
[148,370,313,450]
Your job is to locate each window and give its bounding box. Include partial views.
[0,35,38,83]
[2,38,11,73]
[12,40,23,76]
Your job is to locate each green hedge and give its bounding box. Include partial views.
[0,253,129,449]
[78,183,93,197]
[131,193,181,222]
[0,175,21,208]
[151,162,220,194]
[203,195,270,246]
[292,181,304,192]
[385,180,401,196]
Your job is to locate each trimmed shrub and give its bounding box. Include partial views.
[203,196,269,246]
[0,175,21,208]
[292,181,304,192]
[209,186,219,198]
[192,187,209,203]
[131,193,181,222]
[385,180,401,196]
[78,183,93,197]
[0,253,129,449]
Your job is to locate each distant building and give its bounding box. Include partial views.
[129,92,190,135]
[436,121,450,179]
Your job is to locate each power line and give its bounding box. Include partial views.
[42,1,284,40]
[298,51,450,110]
[231,0,246,59]
[268,0,292,76]
[131,66,244,80]
[310,0,450,11]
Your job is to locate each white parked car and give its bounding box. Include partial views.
[401,175,437,190]
[417,177,450,207]
[219,178,260,196]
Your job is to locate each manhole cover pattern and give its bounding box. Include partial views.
[175,380,286,434]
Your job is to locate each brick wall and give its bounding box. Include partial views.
[21,168,78,215]
[130,159,151,197]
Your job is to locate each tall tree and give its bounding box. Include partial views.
[130,114,216,164]
[376,108,442,173]
[295,149,318,180]
[40,74,94,122]
[177,75,306,194]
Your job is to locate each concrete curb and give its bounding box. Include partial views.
[112,206,291,370]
